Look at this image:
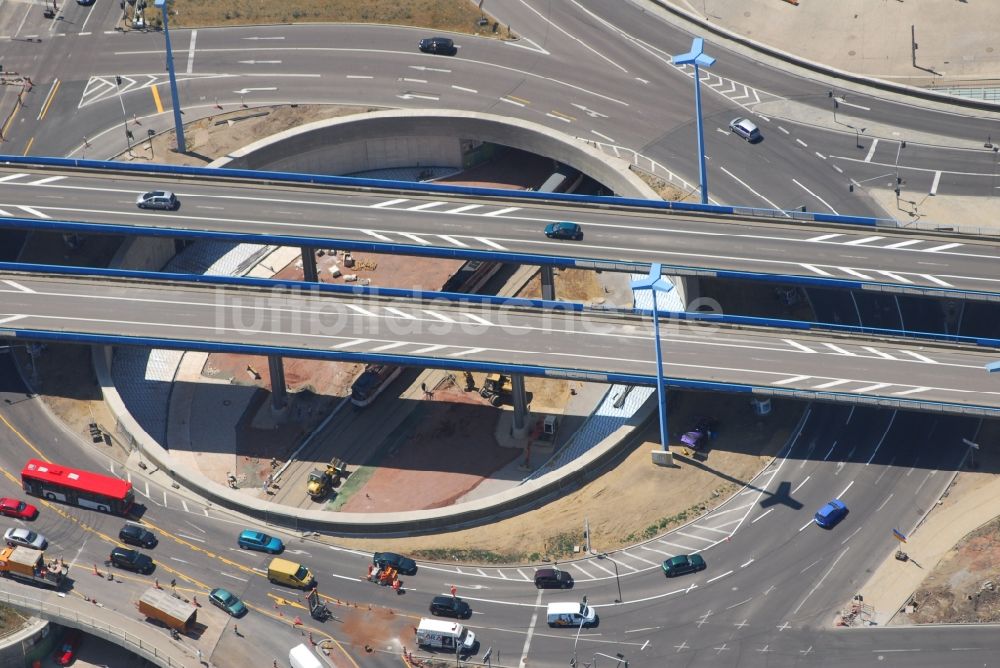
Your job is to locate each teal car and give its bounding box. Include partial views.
[209,588,247,617]
[237,530,283,554]
[662,554,706,577]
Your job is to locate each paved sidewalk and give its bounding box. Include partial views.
[657,0,1000,86]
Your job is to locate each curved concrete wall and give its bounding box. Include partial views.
[215,109,659,200]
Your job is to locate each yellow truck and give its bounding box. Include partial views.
[0,546,67,589]
[138,587,197,634]
[268,558,315,589]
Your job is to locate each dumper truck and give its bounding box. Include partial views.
[0,546,67,589]
[138,586,197,634]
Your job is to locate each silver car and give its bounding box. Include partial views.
[136,190,179,210]
[4,527,47,550]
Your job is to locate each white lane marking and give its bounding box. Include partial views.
[345,75,374,79]
[475,237,507,250]
[385,307,416,320]
[401,78,428,84]
[546,112,572,123]
[408,201,445,211]
[807,234,841,242]
[772,375,811,386]
[451,85,478,93]
[497,570,508,579]
[639,544,672,556]
[840,527,862,545]
[27,176,66,186]
[346,305,377,317]
[695,524,733,535]
[822,441,838,461]
[864,138,879,162]
[795,138,808,148]
[438,235,469,247]
[0,315,26,326]
[483,206,520,217]
[463,313,492,326]
[877,271,913,284]
[750,508,773,524]
[569,562,595,578]
[854,382,892,393]
[841,267,874,280]
[362,229,394,242]
[900,350,936,364]
[587,560,616,576]
[799,520,814,532]
[876,493,894,512]
[332,338,369,349]
[448,348,485,357]
[181,500,189,513]
[929,170,942,195]
[779,126,789,134]
[823,343,855,356]
[2,280,34,293]
[741,559,755,568]
[519,590,544,666]
[863,346,896,360]
[815,152,826,160]
[170,557,191,565]
[843,236,883,246]
[719,166,787,212]
[837,481,854,498]
[893,386,930,396]
[371,341,407,352]
[0,173,27,182]
[792,476,810,494]
[659,540,699,552]
[517,569,530,581]
[220,572,248,582]
[186,30,197,74]
[883,239,922,249]
[501,97,526,107]
[791,178,837,214]
[182,519,203,533]
[591,130,616,142]
[411,344,447,355]
[800,263,832,276]
[920,274,953,287]
[422,310,455,323]
[399,232,432,245]
[177,534,205,543]
[706,570,733,584]
[866,412,897,465]
[726,597,752,610]
[675,530,715,543]
[17,206,49,218]
[783,340,816,354]
[812,379,851,389]
[444,204,481,214]
[371,198,407,208]
[619,551,658,566]
[923,242,961,253]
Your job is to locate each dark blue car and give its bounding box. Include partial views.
[544,222,583,240]
[814,499,848,528]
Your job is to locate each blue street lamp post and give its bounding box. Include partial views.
[154,0,187,154]
[673,38,716,205]
[631,264,675,451]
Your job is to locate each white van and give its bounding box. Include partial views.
[415,618,477,654]
[288,643,323,668]
[546,601,597,628]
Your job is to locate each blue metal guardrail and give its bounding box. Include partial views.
[0,154,885,225]
[3,326,998,417]
[6,261,1000,349]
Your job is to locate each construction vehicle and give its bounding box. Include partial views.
[479,373,512,407]
[138,587,198,634]
[306,458,347,500]
[0,546,67,589]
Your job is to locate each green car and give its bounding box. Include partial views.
[209,588,247,617]
[662,554,706,578]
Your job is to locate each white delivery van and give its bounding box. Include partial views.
[415,617,477,654]
[546,602,597,628]
[289,643,323,668]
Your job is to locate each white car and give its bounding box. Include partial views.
[4,527,47,550]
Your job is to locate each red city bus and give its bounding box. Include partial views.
[21,459,134,515]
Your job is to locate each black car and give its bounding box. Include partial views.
[373,552,418,576]
[109,547,154,575]
[119,523,157,549]
[418,37,456,55]
[533,568,574,589]
[429,595,471,619]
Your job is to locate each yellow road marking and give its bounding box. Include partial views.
[151,84,164,113]
[548,110,577,121]
[38,79,60,121]
[21,137,34,156]
[507,95,530,105]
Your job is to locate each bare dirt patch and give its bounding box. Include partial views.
[332,392,799,562]
[170,0,513,37]
[518,268,606,304]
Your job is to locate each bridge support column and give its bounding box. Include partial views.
[540,266,555,301]
[511,374,529,438]
[268,355,289,414]
[301,248,318,283]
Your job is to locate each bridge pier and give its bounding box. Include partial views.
[511,374,529,438]
[301,247,318,283]
[268,355,289,414]
[540,266,555,301]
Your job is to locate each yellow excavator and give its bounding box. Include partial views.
[307,465,337,500]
